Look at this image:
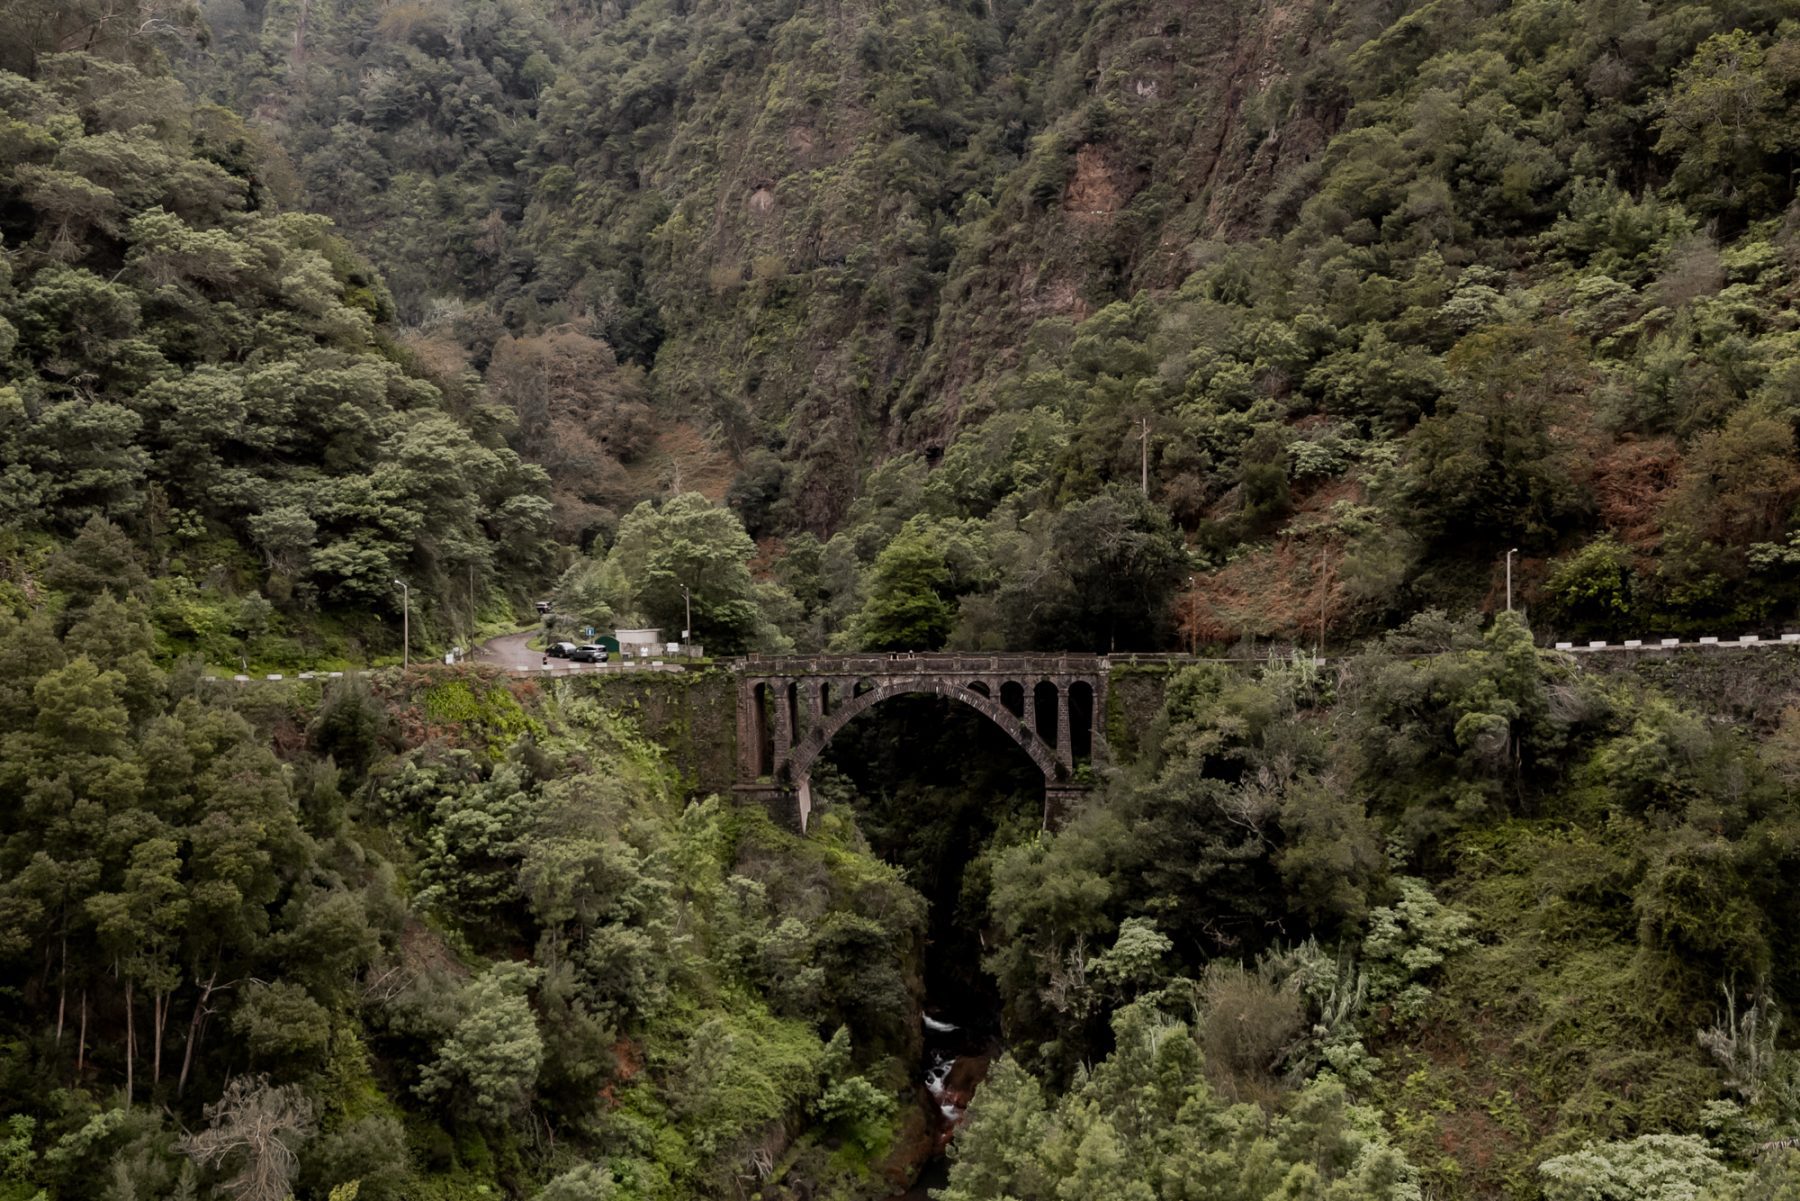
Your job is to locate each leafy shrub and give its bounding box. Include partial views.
[1196,963,1306,1096]
[1363,878,1476,1020]
[1543,538,1639,635]
[1538,1134,1738,1201]
[812,1077,895,1154]
[416,963,545,1126]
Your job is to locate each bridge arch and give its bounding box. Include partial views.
[735,654,1106,833]
[786,679,1061,787]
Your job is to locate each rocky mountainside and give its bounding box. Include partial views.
[9,5,1800,1201]
[177,0,1800,658]
[188,0,1361,526]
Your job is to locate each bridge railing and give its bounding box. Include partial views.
[738,652,1108,676]
[733,651,1310,674]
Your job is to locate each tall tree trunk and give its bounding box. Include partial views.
[124,977,135,1105]
[54,932,66,1046]
[177,972,217,1097]
[152,988,164,1087]
[76,989,87,1078]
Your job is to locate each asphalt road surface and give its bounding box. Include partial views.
[474,631,557,670]
[473,631,677,674]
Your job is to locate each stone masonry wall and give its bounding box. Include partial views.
[571,669,739,796]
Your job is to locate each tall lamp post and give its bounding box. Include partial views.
[1505,548,1519,613]
[1318,546,1329,659]
[393,578,410,669]
[1184,574,1196,655]
[680,583,692,645]
[1138,415,1150,496]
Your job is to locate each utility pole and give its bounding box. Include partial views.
[680,582,692,644]
[1506,548,1519,612]
[393,578,410,669]
[1139,416,1150,496]
[1185,574,1197,655]
[1318,546,1329,659]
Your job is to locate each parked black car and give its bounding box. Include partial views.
[547,642,578,658]
[567,644,610,663]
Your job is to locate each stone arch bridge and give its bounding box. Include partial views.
[732,653,1110,831]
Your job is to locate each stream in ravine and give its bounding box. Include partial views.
[810,695,1040,1197]
[889,1005,1000,1199]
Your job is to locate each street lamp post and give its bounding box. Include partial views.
[1184,575,1197,655]
[1318,546,1329,658]
[1138,415,1150,496]
[393,578,410,669]
[1505,548,1519,613]
[680,583,692,644]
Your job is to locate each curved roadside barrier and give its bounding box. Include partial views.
[1552,633,1800,653]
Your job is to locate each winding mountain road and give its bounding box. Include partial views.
[472,630,684,675]
[473,630,546,670]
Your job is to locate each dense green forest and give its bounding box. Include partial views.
[8,0,1800,1198]
[9,0,1800,660]
[172,0,1800,653]
[13,599,1800,1200]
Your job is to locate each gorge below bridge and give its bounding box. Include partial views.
[732,654,1112,831]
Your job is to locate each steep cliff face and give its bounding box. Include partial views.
[892,0,1350,446]
[187,0,1800,650]
[190,0,1370,528]
[597,0,1360,523]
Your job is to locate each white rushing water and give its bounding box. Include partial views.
[925,1051,962,1121]
[922,1014,959,1033]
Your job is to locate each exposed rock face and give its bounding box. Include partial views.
[203,0,1358,532]
[1064,144,1126,222]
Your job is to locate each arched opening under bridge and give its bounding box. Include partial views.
[734,657,1106,835]
[788,679,1059,793]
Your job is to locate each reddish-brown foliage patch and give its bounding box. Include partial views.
[749,536,786,580]
[1064,144,1125,221]
[1179,539,1347,646]
[267,709,311,760]
[1590,437,1682,552]
[611,1036,642,1081]
[1178,477,1364,646]
[622,422,736,503]
[397,919,469,983]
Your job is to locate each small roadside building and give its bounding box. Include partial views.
[615,628,662,656]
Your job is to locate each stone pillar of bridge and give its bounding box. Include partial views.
[802,679,825,742]
[1044,784,1087,829]
[1090,683,1105,761]
[1021,680,1037,743]
[771,679,795,779]
[737,678,766,781]
[1054,680,1073,776]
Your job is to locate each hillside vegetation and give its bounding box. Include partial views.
[0,604,936,1201]
[9,0,1800,658]
[8,606,1800,1200]
[0,16,552,665]
[173,0,1800,654]
[5,1,1800,1200]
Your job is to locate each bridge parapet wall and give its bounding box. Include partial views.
[738,652,1107,678]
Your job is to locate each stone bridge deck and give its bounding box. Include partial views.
[739,652,1109,675]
